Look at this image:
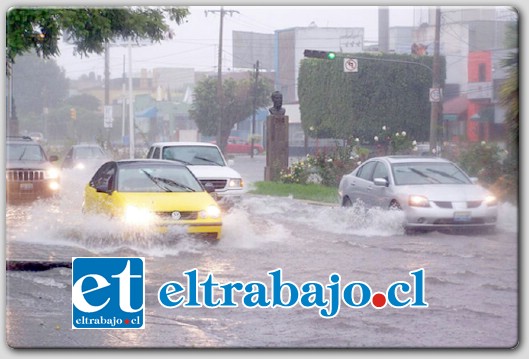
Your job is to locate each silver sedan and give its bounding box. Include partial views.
[338,156,498,231]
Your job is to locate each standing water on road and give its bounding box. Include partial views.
[5,167,518,347]
[4,155,517,348]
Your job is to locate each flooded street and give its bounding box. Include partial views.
[5,155,519,348]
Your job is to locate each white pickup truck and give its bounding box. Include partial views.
[146,142,244,202]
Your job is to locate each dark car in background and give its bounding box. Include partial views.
[6,136,61,201]
[61,144,111,173]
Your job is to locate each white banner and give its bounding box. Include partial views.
[104,105,113,128]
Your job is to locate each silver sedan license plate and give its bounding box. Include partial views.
[454,211,471,222]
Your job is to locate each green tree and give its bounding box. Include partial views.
[499,20,518,173]
[189,74,273,152]
[67,94,101,111]
[6,6,190,136]
[298,53,444,143]
[6,7,190,66]
[13,52,69,117]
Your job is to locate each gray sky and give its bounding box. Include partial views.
[55,5,419,79]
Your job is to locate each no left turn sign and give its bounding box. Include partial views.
[344,58,358,72]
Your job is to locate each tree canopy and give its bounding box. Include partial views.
[6,7,190,66]
[298,53,445,143]
[189,74,273,152]
[13,52,70,116]
[499,20,519,169]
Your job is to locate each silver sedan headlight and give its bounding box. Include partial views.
[484,195,498,207]
[408,195,430,207]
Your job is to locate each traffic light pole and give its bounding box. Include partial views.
[429,7,442,154]
[251,60,259,158]
[128,41,134,159]
[216,7,224,151]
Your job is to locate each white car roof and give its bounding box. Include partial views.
[374,156,451,164]
[150,142,219,148]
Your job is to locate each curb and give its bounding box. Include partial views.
[6,260,72,272]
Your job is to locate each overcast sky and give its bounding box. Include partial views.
[55,5,421,80]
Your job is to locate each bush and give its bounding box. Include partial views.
[456,142,504,185]
[373,126,417,155]
[455,141,516,204]
[280,139,367,187]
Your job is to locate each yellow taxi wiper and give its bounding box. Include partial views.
[152,176,196,192]
[141,170,172,192]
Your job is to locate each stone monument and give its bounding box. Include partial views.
[265,91,289,181]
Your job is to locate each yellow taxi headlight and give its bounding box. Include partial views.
[199,205,221,219]
[124,205,156,225]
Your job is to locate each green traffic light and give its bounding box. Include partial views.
[327,52,336,60]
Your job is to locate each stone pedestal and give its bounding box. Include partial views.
[264,115,289,181]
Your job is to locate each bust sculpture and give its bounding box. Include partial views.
[269,91,286,115]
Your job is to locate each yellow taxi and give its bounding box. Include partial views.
[82,159,222,240]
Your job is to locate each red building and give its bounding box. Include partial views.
[444,51,506,143]
[466,51,495,142]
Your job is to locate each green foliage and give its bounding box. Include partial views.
[189,73,273,151]
[280,140,367,187]
[373,126,417,155]
[12,52,69,116]
[454,141,517,204]
[6,7,190,65]
[456,142,505,185]
[499,20,519,171]
[66,94,101,111]
[298,53,445,143]
[250,181,339,204]
[188,77,218,136]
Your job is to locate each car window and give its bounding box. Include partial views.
[146,147,154,158]
[7,143,46,161]
[90,162,116,189]
[356,161,377,181]
[162,146,225,166]
[75,146,106,159]
[372,162,389,182]
[117,165,204,193]
[392,162,471,185]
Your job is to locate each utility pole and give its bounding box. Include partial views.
[104,42,110,106]
[121,55,126,140]
[251,60,260,158]
[378,6,389,53]
[205,7,239,152]
[128,41,134,159]
[104,42,111,148]
[429,7,442,154]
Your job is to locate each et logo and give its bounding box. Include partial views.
[72,257,145,329]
